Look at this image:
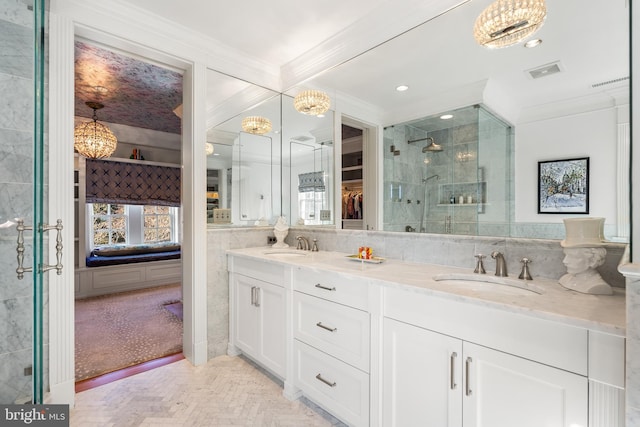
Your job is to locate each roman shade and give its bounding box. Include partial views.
[86,159,181,207]
[298,171,325,193]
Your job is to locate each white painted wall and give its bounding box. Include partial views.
[515,107,618,227]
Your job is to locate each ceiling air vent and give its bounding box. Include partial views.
[291,135,314,142]
[591,76,629,88]
[526,61,563,79]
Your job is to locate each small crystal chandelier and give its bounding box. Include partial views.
[473,0,547,49]
[74,101,118,159]
[241,116,272,135]
[294,90,331,116]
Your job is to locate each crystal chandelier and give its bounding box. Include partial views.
[473,0,547,49]
[74,101,118,159]
[294,90,331,116]
[241,116,272,134]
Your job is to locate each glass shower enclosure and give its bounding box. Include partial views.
[383,104,512,236]
[0,0,49,404]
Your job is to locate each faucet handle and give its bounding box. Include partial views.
[312,239,319,252]
[296,236,303,250]
[519,257,533,280]
[474,254,486,274]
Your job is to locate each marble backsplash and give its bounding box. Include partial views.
[287,227,627,288]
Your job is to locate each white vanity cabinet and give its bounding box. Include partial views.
[292,267,371,427]
[383,288,589,427]
[383,318,463,426]
[229,257,287,378]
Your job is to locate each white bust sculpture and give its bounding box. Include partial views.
[559,247,612,295]
[272,216,289,248]
[558,217,612,295]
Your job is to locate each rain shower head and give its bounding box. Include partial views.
[422,137,443,152]
[408,136,443,152]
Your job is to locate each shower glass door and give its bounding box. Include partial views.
[0,0,48,404]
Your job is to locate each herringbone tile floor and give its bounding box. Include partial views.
[70,355,347,426]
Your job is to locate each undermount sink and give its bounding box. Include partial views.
[432,273,543,295]
[262,250,309,257]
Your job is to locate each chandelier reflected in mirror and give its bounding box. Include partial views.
[205,142,214,156]
[74,101,118,158]
[294,89,331,116]
[473,0,546,49]
[241,116,272,135]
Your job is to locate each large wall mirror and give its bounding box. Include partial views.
[305,0,630,241]
[281,95,335,226]
[205,69,281,227]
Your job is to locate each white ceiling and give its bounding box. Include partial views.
[117,0,390,67]
[113,0,629,134]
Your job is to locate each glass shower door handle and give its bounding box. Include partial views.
[16,219,64,279]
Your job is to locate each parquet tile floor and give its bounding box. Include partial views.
[70,355,347,426]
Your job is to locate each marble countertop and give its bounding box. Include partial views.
[227,246,626,337]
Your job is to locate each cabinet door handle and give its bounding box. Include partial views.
[316,322,338,332]
[315,373,336,387]
[254,287,260,307]
[315,283,336,291]
[450,352,458,390]
[250,287,256,306]
[465,357,473,396]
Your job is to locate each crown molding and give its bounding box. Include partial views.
[52,0,280,90]
[280,0,470,90]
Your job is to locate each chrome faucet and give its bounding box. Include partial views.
[490,251,508,277]
[474,254,486,274]
[519,258,533,280]
[296,235,310,251]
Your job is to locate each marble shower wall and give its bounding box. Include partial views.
[383,106,513,236]
[0,0,39,404]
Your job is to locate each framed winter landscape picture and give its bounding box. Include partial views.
[538,157,589,214]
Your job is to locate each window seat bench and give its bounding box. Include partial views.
[85,242,181,267]
[77,243,182,298]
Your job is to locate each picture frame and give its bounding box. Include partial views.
[538,157,589,214]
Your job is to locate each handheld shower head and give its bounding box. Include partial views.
[422,174,439,183]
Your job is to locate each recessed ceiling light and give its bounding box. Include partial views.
[317,114,325,118]
[396,85,409,92]
[525,39,542,48]
[440,114,454,120]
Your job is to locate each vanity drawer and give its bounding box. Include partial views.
[230,256,285,285]
[293,267,369,310]
[294,340,369,427]
[294,291,370,372]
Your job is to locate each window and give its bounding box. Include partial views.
[88,203,179,249]
[90,203,127,246]
[143,205,173,242]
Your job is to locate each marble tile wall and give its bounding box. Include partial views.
[0,0,38,404]
[626,276,640,424]
[206,227,274,359]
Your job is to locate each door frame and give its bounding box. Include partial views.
[48,8,208,405]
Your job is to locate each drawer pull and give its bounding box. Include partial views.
[315,373,337,387]
[316,322,338,332]
[315,283,336,291]
[450,352,457,390]
[465,357,473,396]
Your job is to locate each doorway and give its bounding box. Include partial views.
[72,40,185,384]
[341,117,379,230]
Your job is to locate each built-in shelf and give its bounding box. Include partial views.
[438,181,487,205]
